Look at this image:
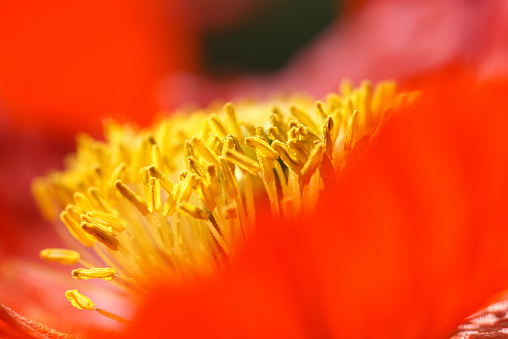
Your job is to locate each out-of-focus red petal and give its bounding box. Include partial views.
[0,302,74,339]
[302,75,508,338]
[128,75,508,338]
[0,0,199,138]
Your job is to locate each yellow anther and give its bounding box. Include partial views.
[195,178,217,211]
[88,187,115,214]
[224,149,260,175]
[86,210,126,233]
[219,156,238,198]
[191,137,220,168]
[316,101,328,121]
[40,248,80,265]
[65,204,84,222]
[290,106,319,133]
[206,165,220,197]
[147,177,162,213]
[271,141,303,174]
[31,178,56,220]
[228,134,244,153]
[255,126,269,142]
[344,109,359,152]
[162,195,177,217]
[301,143,326,187]
[222,136,236,153]
[207,135,223,156]
[65,290,95,311]
[173,173,197,204]
[178,203,210,220]
[60,211,96,247]
[72,267,116,281]
[224,102,243,140]
[209,113,228,138]
[287,126,298,140]
[257,152,276,183]
[73,192,94,211]
[244,137,279,161]
[287,139,310,164]
[322,116,335,156]
[184,140,194,160]
[140,167,150,199]
[110,162,126,185]
[114,180,148,215]
[81,221,119,251]
[187,156,207,177]
[147,165,174,193]
[269,113,288,138]
[295,125,309,142]
[267,126,286,143]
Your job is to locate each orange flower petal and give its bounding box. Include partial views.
[0,302,74,339]
[0,0,199,138]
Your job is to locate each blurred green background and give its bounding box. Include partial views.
[204,0,338,73]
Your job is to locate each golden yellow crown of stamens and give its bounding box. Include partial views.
[33,79,416,321]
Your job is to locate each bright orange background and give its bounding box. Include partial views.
[0,0,199,138]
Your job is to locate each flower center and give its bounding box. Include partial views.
[33,79,415,322]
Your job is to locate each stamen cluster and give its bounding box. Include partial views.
[33,80,414,319]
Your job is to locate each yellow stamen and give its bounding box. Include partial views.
[40,249,80,265]
[244,137,279,161]
[178,203,210,220]
[224,102,243,141]
[147,165,174,193]
[86,210,127,233]
[81,221,119,251]
[60,210,96,247]
[224,149,260,175]
[72,267,116,281]
[147,177,162,213]
[209,114,228,138]
[301,143,326,187]
[191,137,220,168]
[114,180,148,215]
[65,290,95,310]
[344,109,359,152]
[33,80,415,320]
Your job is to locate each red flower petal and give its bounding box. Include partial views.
[0,302,74,339]
[0,0,199,138]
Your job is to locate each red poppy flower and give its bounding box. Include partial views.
[2,1,508,338]
[1,70,507,339]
